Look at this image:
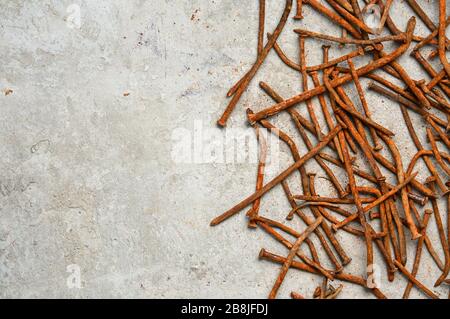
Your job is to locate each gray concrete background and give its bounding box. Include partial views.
[0,0,449,298]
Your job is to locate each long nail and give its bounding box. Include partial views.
[348,58,383,151]
[268,216,323,299]
[294,0,304,19]
[333,173,417,230]
[403,209,433,299]
[294,28,406,45]
[394,260,439,299]
[259,248,386,298]
[425,178,450,287]
[303,0,362,38]
[299,36,324,141]
[217,0,293,126]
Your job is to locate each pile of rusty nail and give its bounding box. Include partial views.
[211,0,450,299]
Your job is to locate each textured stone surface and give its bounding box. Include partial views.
[0,1,448,298]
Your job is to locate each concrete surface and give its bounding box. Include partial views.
[0,0,449,298]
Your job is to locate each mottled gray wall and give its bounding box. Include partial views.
[0,1,448,298]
